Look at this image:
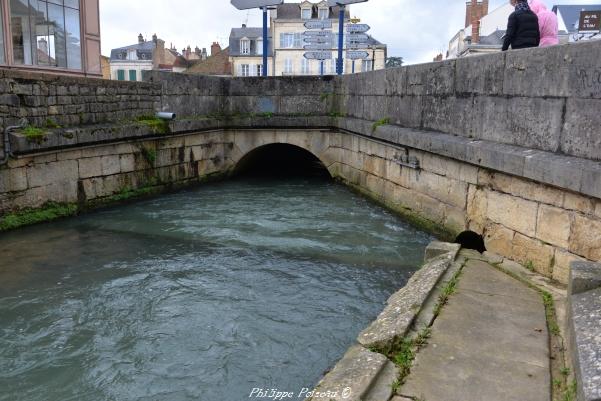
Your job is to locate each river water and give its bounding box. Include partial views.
[0,178,432,401]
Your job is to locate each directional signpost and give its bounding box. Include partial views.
[304,51,332,75]
[327,0,369,75]
[304,20,332,30]
[347,24,370,33]
[231,0,284,77]
[347,50,369,73]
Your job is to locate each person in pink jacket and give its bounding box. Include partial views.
[529,0,560,47]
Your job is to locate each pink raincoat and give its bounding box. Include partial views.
[529,0,559,47]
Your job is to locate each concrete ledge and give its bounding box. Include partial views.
[307,345,398,401]
[568,261,601,401]
[357,243,460,350]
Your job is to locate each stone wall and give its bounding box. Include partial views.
[0,69,161,129]
[335,40,601,161]
[1,39,601,284]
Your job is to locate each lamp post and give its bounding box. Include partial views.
[231,0,284,77]
[327,0,369,75]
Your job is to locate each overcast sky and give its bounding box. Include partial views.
[100,0,600,65]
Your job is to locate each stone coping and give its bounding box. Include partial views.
[307,242,460,401]
[568,261,601,401]
[7,115,601,200]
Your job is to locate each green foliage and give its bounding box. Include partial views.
[257,112,273,119]
[525,260,536,272]
[542,291,561,336]
[561,381,577,401]
[45,118,61,129]
[135,115,170,134]
[391,328,432,384]
[372,117,390,132]
[386,57,404,69]
[319,92,332,102]
[0,202,78,231]
[140,146,157,166]
[21,126,47,143]
[329,111,345,118]
[433,269,462,317]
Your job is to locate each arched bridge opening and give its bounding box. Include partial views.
[234,143,331,179]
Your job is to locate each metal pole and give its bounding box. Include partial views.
[337,5,345,75]
[262,7,268,77]
[352,60,355,74]
[320,61,324,76]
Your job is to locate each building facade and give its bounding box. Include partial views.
[109,34,189,82]
[0,0,101,76]
[229,1,386,77]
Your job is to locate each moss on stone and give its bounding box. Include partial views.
[0,202,78,231]
[135,115,170,135]
[372,117,391,132]
[20,126,48,143]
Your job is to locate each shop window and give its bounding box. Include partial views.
[10,0,82,69]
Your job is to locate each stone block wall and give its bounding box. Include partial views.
[0,69,161,129]
[336,40,601,161]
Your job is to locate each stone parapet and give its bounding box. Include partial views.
[568,262,601,401]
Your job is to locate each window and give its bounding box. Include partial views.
[117,69,125,81]
[10,0,81,69]
[318,8,329,20]
[127,49,137,60]
[301,8,312,19]
[284,58,293,75]
[240,64,250,77]
[280,33,293,48]
[129,70,137,81]
[240,39,250,55]
[362,59,373,72]
[256,64,263,76]
[0,4,4,64]
[301,58,310,75]
[256,39,263,55]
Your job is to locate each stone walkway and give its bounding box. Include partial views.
[397,258,551,401]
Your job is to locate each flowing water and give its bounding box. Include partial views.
[0,178,433,401]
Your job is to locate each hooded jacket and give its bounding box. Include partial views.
[502,2,541,51]
[529,0,559,47]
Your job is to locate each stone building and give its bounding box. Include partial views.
[0,0,101,76]
[109,34,188,81]
[185,43,232,76]
[553,4,601,43]
[229,1,386,77]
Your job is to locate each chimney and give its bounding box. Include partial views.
[211,42,221,56]
[202,48,208,60]
[138,33,144,44]
[153,38,166,69]
[242,23,247,28]
[195,46,201,56]
[471,0,480,44]
[38,38,48,54]
[152,33,158,44]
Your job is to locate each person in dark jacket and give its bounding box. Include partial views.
[502,0,540,51]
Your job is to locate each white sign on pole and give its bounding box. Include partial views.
[347,24,370,33]
[304,31,332,37]
[304,36,332,44]
[304,20,332,30]
[346,51,369,60]
[304,44,332,50]
[304,51,333,60]
[231,0,283,9]
[346,33,369,41]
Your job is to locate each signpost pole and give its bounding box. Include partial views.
[352,60,355,74]
[262,7,268,77]
[337,5,345,75]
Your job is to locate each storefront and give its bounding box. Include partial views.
[0,0,101,76]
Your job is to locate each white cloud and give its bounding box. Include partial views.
[100,0,601,65]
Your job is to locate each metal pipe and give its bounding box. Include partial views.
[156,112,176,120]
[0,118,28,166]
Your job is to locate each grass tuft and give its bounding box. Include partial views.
[372,117,390,132]
[0,202,78,231]
[21,126,47,143]
[135,115,170,135]
[433,269,462,318]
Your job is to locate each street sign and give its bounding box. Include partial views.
[347,24,370,33]
[346,33,369,41]
[304,20,332,30]
[346,43,365,49]
[304,36,332,44]
[304,51,332,60]
[231,0,283,9]
[346,51,369,60]
[327,0,368,5]
[579,10,601,33]
[304,31,332,37]
[304,44,332,50]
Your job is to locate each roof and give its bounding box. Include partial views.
[479,29,506,45]
[229,28,273,56]
[110,41,155,61]
[553,4,601,33]
[185,48,232,76]
[274,2,350,19]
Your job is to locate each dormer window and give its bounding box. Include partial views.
[318,7,329,20]
[240,38,250,55]
[301,8,312,19]
[127,50,137,60]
